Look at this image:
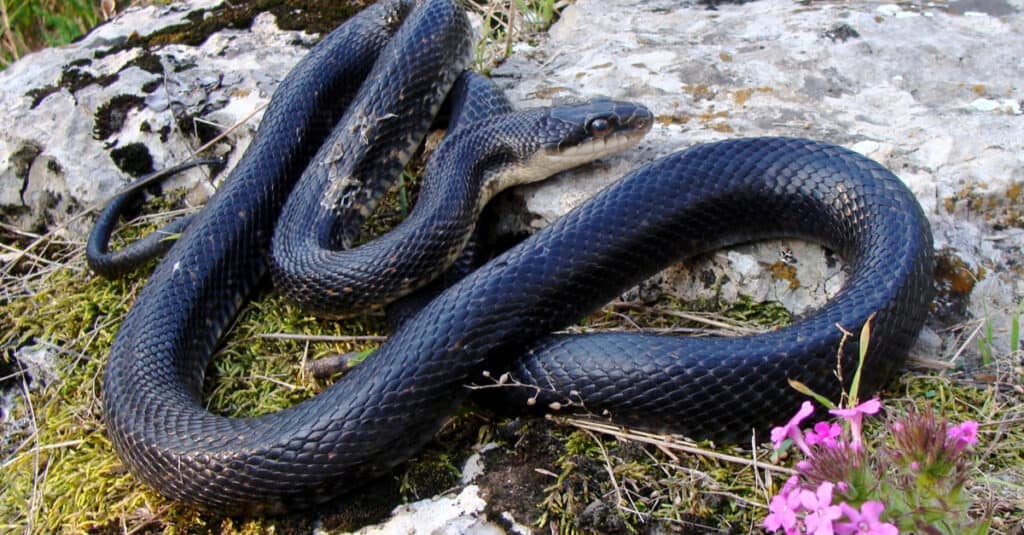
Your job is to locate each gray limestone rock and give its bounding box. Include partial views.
[0,0,315,233]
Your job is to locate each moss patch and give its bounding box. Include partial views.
[109,142,154,177]
[93,94,147,141]
[25,61,120,109]
[123,50,164,75]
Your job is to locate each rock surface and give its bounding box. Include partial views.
[0,0,317,232]
[490,0,1023,354]
[350,486,506,535]
[1,0,1022,532]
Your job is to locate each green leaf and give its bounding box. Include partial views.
[848,313,875,406]
[1010,302,1021,356]
[787,379,836,409]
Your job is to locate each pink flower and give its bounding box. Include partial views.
[946,420,979,447]
[800,482,843,535]
[781,475,801,495]
[764,493,801,533]
[798,481,847,528]
[836,501,898,535]
[806,421,843,448]
[772,401,815,455]
[830,398,882,450]
[829,398,881,419]
[764,476,803,533]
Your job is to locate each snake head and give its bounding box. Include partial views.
[471,99,653,193]
[545,98,653,160]
[427,98,652,206]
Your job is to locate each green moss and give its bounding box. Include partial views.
[722,295,793,327]
[1,233,159,531]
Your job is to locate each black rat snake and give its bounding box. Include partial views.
[99,0,934,512]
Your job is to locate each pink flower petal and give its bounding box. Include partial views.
[857,398,881,415]
[771,401,816,453]
[829,397,881,419]
[947,420,980,445]
[859,501,885,523]
[816,481,834,504]
[835,500,898,535]
[806,421,842,447]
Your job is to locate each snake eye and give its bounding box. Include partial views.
[587,117,613,137]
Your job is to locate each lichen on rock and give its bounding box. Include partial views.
[0,0,355,233]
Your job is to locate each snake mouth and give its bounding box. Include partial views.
[477,106,652,207]
[512,102,654,185]
[549,120,651,162]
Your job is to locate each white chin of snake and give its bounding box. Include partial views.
[479,131,645,209]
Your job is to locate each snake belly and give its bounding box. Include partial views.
[101,0,935,514]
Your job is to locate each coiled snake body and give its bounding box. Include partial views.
[101,0,934,512]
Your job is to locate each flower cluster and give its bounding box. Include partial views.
[763,399,984,534]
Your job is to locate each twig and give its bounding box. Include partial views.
[582,429,628,511]
[0,0,20,62]
[557,417,796,475]
[608,310,644,331]
[252,374,300,391]
[558,325,725,336]
[19,366,41,532]
[0,241,83,272]
[0,221,42,239]
[1,440,87,469]
[257,333,387,343]
[946,320,984,369]
[124,504,173,535]
[187,101,268,163]
[612,302,764,335]
[504,0,517,58]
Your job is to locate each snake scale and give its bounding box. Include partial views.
[100,0,935,513]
